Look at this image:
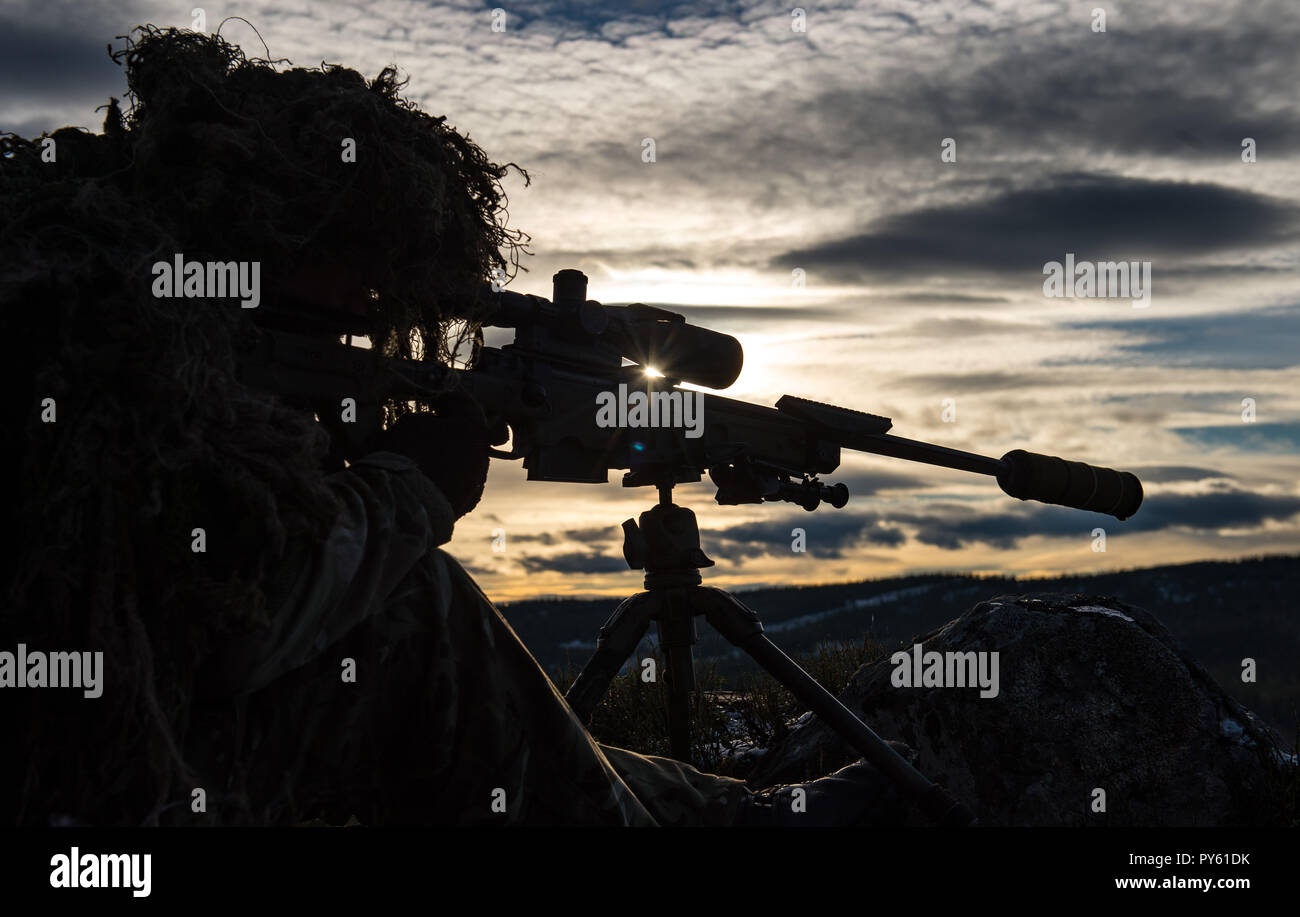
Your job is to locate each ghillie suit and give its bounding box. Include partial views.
[0,25,527,825]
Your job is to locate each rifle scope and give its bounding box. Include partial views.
[461,271,744,391]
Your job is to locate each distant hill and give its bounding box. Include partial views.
[499,555,1299,743]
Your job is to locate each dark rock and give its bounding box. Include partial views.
[749,593,1295,826]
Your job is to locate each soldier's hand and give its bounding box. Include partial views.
[367,392,491,519]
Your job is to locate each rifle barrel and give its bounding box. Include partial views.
[840,432,1004,476]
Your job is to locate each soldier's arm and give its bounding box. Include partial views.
[198,451,456,696]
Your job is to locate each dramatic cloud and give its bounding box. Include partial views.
[0,14,127,136]
[791,15,1300,162]
[707,515,908,561]
[1127,491,1300,534]
[0,20,122,98]
[1066,305,1300,370]
[1129,466,1234,484]
[906,490,1300,549]
[1171,423,1300,453]
[773,174,1300,283]
[514,551,631,574]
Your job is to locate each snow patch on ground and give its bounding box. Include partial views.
[1070,605,1135,622]
[1221,717,1300,766]
[1219,717,1257,747]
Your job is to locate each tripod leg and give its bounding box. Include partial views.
[564,594,654,723]
[657,607,700,763]
[699,589,975,826]
[664,667,693,762]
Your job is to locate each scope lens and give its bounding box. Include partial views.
[622,320,743,389]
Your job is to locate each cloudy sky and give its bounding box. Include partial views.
[5,0,1298,601]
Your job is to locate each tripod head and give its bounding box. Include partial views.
[620,485,715,589]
